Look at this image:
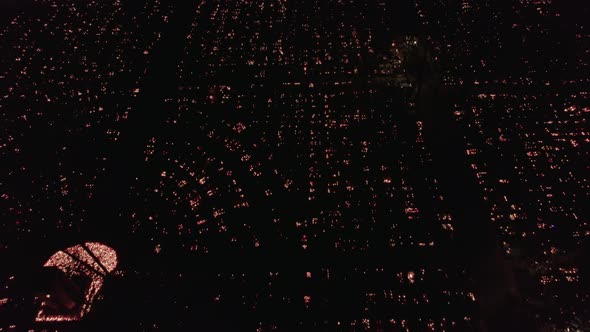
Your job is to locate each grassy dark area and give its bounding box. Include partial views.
[0,0,34,25]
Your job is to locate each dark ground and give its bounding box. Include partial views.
[0,0,559,330]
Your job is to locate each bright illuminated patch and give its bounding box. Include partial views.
[35,242,117,322]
